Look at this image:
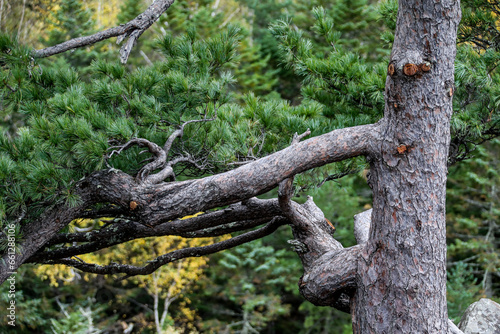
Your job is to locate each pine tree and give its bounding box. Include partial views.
[1,1,500,332]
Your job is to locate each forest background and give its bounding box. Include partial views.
[0,0,498,333]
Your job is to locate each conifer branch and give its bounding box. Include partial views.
[108,138,167,182]
[32,0,176,64]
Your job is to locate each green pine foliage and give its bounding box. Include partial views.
[1,1,500,332]
[231,38,279,96]
[196,238,294,332]
[447,262,483,323]
[0,27,243,225]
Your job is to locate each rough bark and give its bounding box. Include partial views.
[276,0,462,332]
[0,1,473,332]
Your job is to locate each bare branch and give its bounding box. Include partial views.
[30,198,282,262]
[163,118,216,154]
[40,217,286,278]
[32,0,176,64]
[107,138,166,182]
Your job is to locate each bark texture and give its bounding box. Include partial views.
[0,1,470,332]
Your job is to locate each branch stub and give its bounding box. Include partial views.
[403,63,418,76]
[388,63,396,76]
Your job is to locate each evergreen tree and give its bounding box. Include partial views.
[0,1,499,332]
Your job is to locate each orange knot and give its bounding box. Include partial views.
[403,63,418,76]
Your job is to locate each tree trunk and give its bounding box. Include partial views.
[353,0,461,332]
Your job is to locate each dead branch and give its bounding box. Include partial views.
[32,0,176,64]
[40,217,286,278]
[108,138,167,182]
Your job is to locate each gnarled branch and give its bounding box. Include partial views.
[40,217,286,278]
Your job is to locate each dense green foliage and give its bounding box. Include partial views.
[0,0,499,332]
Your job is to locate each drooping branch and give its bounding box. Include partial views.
[276,129,356,313]
[32,0,176,64]
[40,217,286,278]
[29,198,282,263]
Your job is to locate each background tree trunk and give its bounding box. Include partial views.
[353,0,461,332]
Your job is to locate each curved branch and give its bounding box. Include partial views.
[299,245,362,312]
[40,217,286,278]
[32,0,176,64]
[0,123,380,283]
[108,138,166,182]
[140,122,381,226]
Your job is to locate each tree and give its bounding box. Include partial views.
[0,0,498,333]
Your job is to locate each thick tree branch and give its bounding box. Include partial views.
[0,123,379,283]
[275,128,356,313]
[299,245,362,312]
[32,0,175,64]
[139,123,381,226]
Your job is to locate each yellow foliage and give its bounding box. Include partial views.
[33,264,76,287]
[34,215,230,326]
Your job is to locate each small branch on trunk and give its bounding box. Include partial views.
[32,0,176,64]
[40,217,286,278]
[353,209,372,244]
